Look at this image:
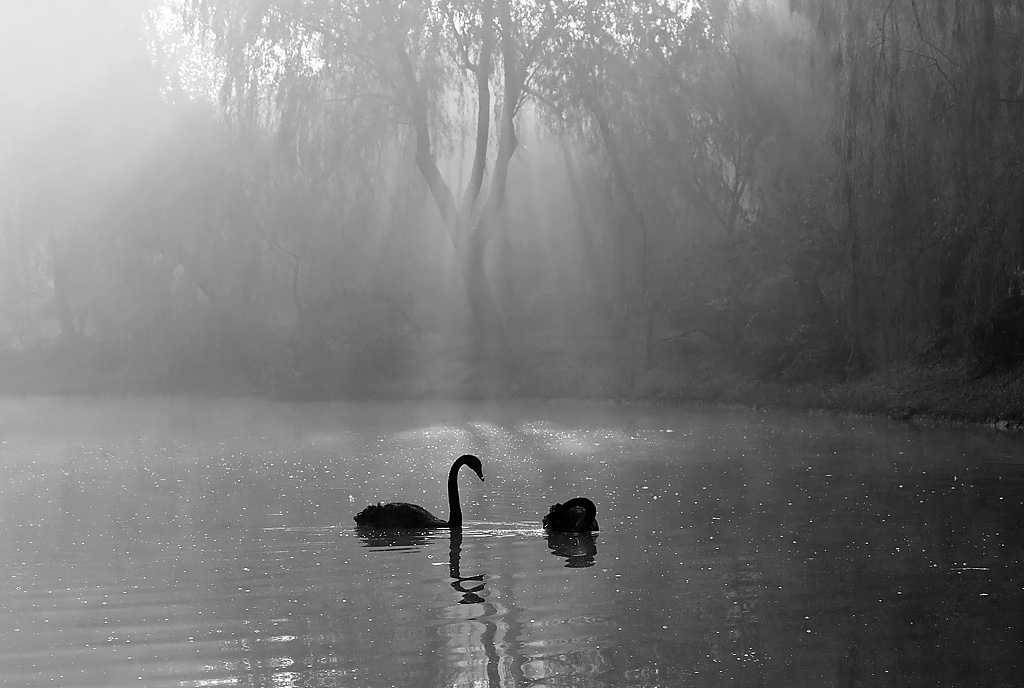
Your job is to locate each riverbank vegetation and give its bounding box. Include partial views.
[2,1,1023,427]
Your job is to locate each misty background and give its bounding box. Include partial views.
[2,0,1023,405]
[3,5,1024,683]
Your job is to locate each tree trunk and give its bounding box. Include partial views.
[48,230,77,342]
[392,24,506,349]
[560,142,615,320]
[842,79,864,377]
[591,102,646,317]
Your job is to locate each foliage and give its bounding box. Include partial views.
[3,0,1024,397]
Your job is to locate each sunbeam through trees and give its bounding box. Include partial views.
[2,0,1024,419]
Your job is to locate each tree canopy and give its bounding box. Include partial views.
[2,0,1023,395]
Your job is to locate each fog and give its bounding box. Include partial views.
[1,3,155,189]
[3,5,1024,684]
[2,0,1023,399]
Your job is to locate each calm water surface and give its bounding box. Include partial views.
[1,397,1022,687]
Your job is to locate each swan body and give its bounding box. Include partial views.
[354,454,483,529]
[542,497,599,533]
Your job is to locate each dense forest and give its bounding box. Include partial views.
[2,0,1023,422]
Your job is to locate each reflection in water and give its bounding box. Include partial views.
[443,531,506,686]
[3,398,1024,687]
[355,525,433,551]
[351,528,510,685]
[449,530,486,604]
[546,532,599,568]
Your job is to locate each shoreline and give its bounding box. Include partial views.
[2,344,1022,433]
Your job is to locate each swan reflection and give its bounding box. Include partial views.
[449,530,486,604]
[442,530,505,686]
[546,532,599,568]
[355,526,433,551]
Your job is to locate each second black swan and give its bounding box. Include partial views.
[354,454,484,529]
[542,497,599,532]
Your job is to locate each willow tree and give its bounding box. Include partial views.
[532,0,715,369]
[790,0,1024,369]
[178,0,572,349]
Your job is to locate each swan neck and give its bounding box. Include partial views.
[447,460,464,528]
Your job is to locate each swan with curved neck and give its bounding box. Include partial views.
[354,454,484,529]
[542,497,599,532]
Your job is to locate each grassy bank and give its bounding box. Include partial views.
[2,339,1022,431]
[532,347,1024,431]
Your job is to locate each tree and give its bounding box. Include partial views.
[533,0,713,370]
[176,0,576,351]
[792,0,1024,369]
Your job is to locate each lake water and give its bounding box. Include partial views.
[1,397,1022,687]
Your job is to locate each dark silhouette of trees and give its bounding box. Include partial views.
[3,0,1024,394]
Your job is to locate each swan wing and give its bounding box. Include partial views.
[354,502,447,528]
[541,502,564,529]
[543,500,598,532]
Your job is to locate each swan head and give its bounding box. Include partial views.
[458,454,484,481]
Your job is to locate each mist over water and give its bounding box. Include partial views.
[1,397,1022,687]
[4,4,1024,685]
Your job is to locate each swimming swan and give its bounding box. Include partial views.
[542,497,599,532]
[354,454,484,529]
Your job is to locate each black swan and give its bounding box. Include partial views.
[542,497,599,532]
[353,454,484,529]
